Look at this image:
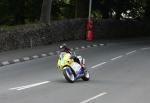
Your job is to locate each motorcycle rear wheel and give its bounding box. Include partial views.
[82,70,90,81]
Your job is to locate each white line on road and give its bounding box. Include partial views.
[80,92,107,103]
[91,62,107,69]
[9,81,50,91]
[141,47,150,50]
[41,54,47,57]
[13,59,20,63]
[1,61,10,65]
[87,45,91,48]
[23,57,30,61]
[75,47,79,50]
[93,44,97,47]
[49,52,54,55]
[81,46,85,49]
[126,50,136,55]
[32,55,39,59]
[111,55,123,61]
[100,44,104,46]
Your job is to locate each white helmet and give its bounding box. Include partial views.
[59,43,66,49]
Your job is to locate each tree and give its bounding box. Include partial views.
[0,0,26,25]
[75,0,89,18]
[40,0,53,24]
[51,0,75,20]
[0,0,149,25]
[145,0,150,19]
[93,0,146,20]
[25,0,43,22]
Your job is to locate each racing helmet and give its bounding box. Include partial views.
[60,43,66,48]
[59,43,67,52]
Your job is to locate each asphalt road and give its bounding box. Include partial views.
[0,40,150,103]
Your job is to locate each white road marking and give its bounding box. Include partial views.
[93,44,97,47]
[126,50,136,55]
[9,81,50,91]
[111,55,123,61]
[13,59,20,62]
[100,44,104,46]
[87,45,91,48]
[76,47,79,50]
[23,57,30,61]
[70,48,74,51]
[81,46,85,49]
[91,62,107,69]
[41,54,47,57]
[32,55,39,59]
[1,61,10,65]
[141,47,150,50]
[80,92,107,103]
[49,52,54,55]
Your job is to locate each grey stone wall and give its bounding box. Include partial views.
[0,19,86,52]
[0,19,150,52]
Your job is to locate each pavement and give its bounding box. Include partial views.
[0,38,150,103]
[0,37,149,66]
[0,40,105,66]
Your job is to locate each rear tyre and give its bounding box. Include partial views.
[63,68,75,83]
[82,70,90,81]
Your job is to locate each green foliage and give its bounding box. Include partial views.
[93,0,147,20]
[145,0,150,19]
[0,0,43,25]
[51,0,75,20]
[0,0,149,26]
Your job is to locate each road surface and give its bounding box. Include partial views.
[0,40,150,103]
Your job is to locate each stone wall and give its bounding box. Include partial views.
[0,19,86,52]
[0,19,149,52]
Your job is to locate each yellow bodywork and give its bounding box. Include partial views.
[57,52,73,71]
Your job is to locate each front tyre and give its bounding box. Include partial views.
[63,68,75,83]
[82,70,90,81]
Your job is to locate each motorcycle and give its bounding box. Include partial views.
[57,52,90,83]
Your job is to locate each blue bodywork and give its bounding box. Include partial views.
[66,67,84,80]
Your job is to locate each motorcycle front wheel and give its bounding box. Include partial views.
[63,67,75,83]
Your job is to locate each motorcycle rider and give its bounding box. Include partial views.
[59,43,72,54]
[59,44,86,79]
[59,44,80,64]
